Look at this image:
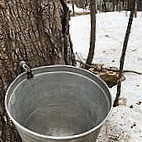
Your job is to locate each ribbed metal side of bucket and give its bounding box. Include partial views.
[5,65,112,142]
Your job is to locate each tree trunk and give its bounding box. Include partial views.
[0,0,75,141]
[72,1,75,16]
[138,0,142,11]
[86,0,96,65]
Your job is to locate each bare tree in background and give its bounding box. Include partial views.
[0,0,75,141]
[72,0,75,16]
[113,0,136,107]
[86,0,96,65]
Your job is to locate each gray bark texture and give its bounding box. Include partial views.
[0,0,75,141]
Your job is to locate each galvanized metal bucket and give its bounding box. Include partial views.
[5,65,112,142]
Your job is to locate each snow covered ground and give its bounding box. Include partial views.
[70,11,142,142]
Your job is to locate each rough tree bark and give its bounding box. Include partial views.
[0,0,75,141]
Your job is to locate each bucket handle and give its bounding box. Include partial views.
[20,61,34,79]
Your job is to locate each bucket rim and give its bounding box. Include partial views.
[5,65,113,140]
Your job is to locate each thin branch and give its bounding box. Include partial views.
[76,54,142,75]
[113,0,136,107]
[86,0,96,65]
[123,70,142,75]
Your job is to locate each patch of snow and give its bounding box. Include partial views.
[70,11,142,141]
[98,106,142,142]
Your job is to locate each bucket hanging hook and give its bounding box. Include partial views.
[19,61,34,79]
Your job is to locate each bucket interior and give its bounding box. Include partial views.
[7,69,111,137]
